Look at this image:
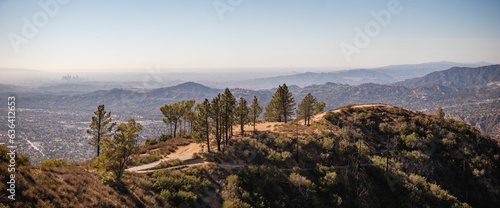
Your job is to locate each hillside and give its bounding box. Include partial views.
[395,65,500,88]
[2,104,499,207]
[294,83,500,138]
[213,104,500,207]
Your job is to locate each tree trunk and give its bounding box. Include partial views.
[253,118,256,133]
[169,123,173,136]
[230,123,233,137]
[190,120,194,135]
[96,112,102,157]
[216,118,221,151]
[240,117,244,136]
[206,118,210,153]
[173,121,178,138]
[179,120,183,137]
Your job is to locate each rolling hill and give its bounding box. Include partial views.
[2,104,499,207]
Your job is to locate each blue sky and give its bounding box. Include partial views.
[0,0,499,72]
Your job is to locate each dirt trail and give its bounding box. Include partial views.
[235,104,389,134]
[126,142,204,173]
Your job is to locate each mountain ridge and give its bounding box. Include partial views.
[202,62,492,89]
[395,65,500,88]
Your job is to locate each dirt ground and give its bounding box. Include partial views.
[127,142,203,172]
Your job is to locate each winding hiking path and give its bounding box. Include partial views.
[126,142,204,173]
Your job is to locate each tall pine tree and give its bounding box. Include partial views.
[235,97,250,136]
[194,99,211,152]
[297,93,317,126]
[211,94,222,151]
[250,96,263,133]
[87,105,115,157]
[265,84,295,123]
[221,88,236,146]
[264,93,281,121]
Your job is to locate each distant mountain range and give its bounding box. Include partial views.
[395,65,500,88]
[371,61,493,80]
[208,69,396,90]
[203,61,493,89]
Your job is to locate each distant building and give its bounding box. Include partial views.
[62,75,88,81]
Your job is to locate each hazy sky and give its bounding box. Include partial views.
[0,0,499,73]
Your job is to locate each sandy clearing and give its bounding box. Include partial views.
[126,142,203,172]
[233,121,284,135]
[234,104,391,134]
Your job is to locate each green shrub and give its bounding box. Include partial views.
[158,134,172,142]
[321,171,338,187]
[0,145,30,166]
[223,198,252,208]
[176,190,197,202]
[442,132,458,146]
[145,139,158,146]
[321,137,334,150]
[401,132,419,149]
[169,159,183,167]
[154,169,210,206]
[40,158,75,167]
[132,152,162,166]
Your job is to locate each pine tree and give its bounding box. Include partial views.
[437,107,445,124]
[211,94,222,151]
[265,84,295,123]
[235,97,250,136]
[221,88,236,146]
[250,96,263,133]
[194,99,211,152]
[297,93,317,126]
[184,109,196,135]
[181,100,196,136]
[160,100,195,138]
[160,104,177,137]
[264,93,281,121]
[280,84,295,123]
[313,101,326,114]
[87,105,115,157]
